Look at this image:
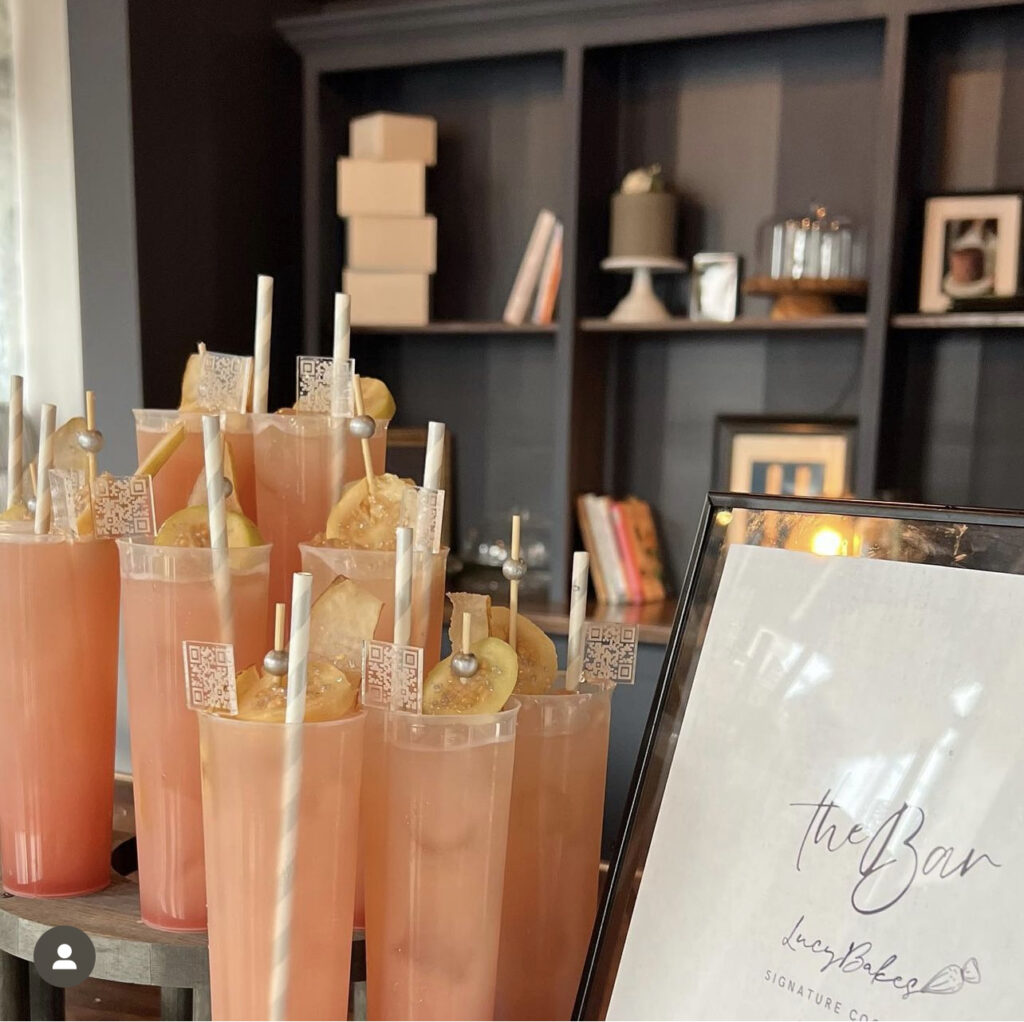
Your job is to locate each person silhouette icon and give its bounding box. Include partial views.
[51,944,77,971]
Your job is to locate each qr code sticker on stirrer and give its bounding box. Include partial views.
[583,623,639,684]
[48,468,89,538]
[296,355,355,415]
[92,474,156,538]
[196,352,253,413]
[362,639,423,713]
[182,640,238,715]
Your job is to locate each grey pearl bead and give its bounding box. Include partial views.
[502,556,528,582]
[348,414,376,440]
[76,428,105,454]
[451,652,479,678]
[26,495,36,514]
[263,648,289,676]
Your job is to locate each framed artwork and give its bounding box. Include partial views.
[689,252,739,322]
[714,416,856,498]
[386,426,453,548]
[578,494,1024,1020]
[918,192,1023,313]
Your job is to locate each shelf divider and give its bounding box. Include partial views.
[891,312,1024,330]
[578,314,867,333]
[350,321,558,335]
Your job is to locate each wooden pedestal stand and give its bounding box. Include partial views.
[0,871,209,1021]
[743,275,867,320]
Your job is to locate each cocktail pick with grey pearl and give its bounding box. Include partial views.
[348,414,375,440]
[76,427,105,455]
[263,602,289,677]
[452,610,479,679]
[505,515,526,654]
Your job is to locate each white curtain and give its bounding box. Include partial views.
[0,0,24,506]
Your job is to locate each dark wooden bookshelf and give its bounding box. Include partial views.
[280,0,1024,601]
[579,315,867,333]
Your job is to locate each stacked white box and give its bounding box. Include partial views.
[338,113,438,325]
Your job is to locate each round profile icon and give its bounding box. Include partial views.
[33,925,96,988]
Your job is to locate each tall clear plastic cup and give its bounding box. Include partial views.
[495,679,612,1019]
[199,709,365,1020]
[252,413,388,613]
[364,703,519,1021]
[300,543,448,672]
[0,531,120,896]
[133,410,257,526]
[118,540,271,930]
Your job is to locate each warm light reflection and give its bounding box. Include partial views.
[716,510,733,526]
[810,526,845,556]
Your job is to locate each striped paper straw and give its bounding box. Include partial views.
[394,526,413,648]
[33,404,56,534]
[508,514,522,652]
[423,420,445,496]
[252,274,274,414]
[202,414,234,647]
[7,375,23,508]
[269,571,312,1021]
[328,293,351,505]
[565,551,590,691]
[333,292,351,366]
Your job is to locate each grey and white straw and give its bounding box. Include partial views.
[268,571,312,1021]
[202,414,234,647]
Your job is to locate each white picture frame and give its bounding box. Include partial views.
[690,252,739,322]
[918,193,1023,313]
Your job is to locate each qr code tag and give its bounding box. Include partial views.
[183,640,238,714]
[92,474,156,538]
[362,639,423,713]
[295,356,354,416]
[196,351,253,413]
[48,468,89,538]
[398,486,445,553]
[582,623,638,685]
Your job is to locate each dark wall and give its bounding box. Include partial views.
[128,0,318,409]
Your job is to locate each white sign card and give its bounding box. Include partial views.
[609,544,1024,1021]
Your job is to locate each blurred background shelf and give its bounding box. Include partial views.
[352,321,558,335]
[891,312,1024,330]
[278,0,1024,618]
[579,315,867,333]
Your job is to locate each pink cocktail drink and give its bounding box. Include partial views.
[364,704,518,1021]
[118,541,271,930]
[495,681,612,1020]
[199,710,365,1020]
[0,531,120,896]
[300,544,447,672]
[134,410,257,526]
[253,413,388,612]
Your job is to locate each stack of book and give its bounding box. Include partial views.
[502,208,563,326]
[577,494,667,605]
[337,112,437,325]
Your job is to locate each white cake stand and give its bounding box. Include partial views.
[601,255,687,323]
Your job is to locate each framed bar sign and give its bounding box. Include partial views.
[578,494,1024,1021]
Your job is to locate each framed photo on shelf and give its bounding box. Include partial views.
[713,416,856,498]
[578,495,1024,1020]
[918,192,1024,313]
[689,252,740,322]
